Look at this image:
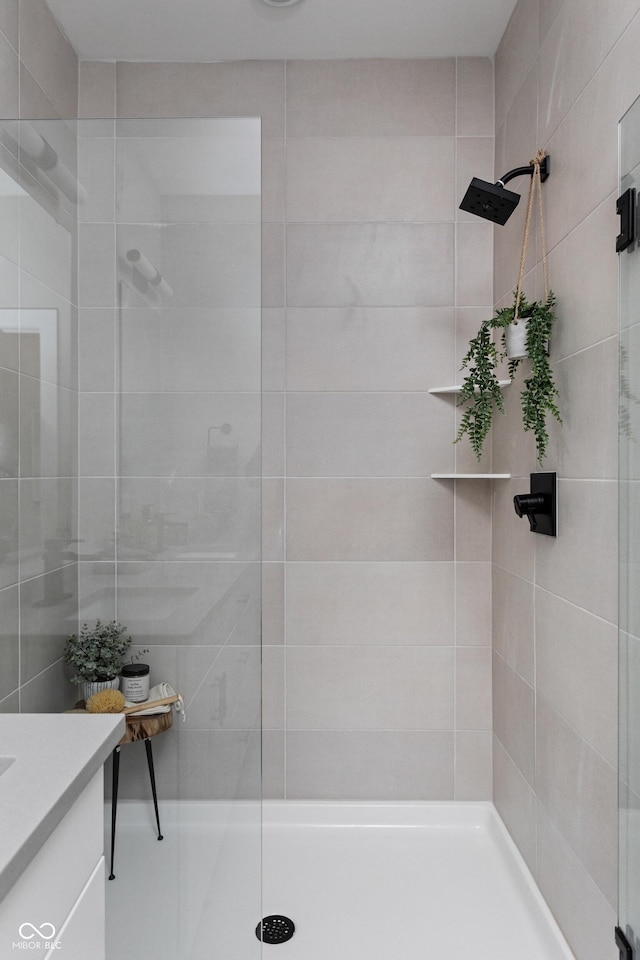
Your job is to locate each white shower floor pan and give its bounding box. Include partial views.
[106,801,575,960]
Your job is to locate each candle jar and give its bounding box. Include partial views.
[121,663,150,703]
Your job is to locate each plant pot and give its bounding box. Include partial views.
[81,676,120,703]
[506,317,529,360]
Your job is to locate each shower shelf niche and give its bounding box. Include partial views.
[428,380,511,395]
[431,473,511,479]
[430,381,512,478]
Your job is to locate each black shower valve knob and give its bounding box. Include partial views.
[513,492,549,531]
[513,472,557,537]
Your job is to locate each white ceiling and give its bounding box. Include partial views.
[46,0,518,62]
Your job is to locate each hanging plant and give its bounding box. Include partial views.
[455,148,561,465]
[455,291,561,464]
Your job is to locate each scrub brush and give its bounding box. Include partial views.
[86,688,126,713]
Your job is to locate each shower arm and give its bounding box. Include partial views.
[496,155,550,189]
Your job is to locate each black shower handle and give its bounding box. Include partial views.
[513,493,548,531]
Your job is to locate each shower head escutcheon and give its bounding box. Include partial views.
[459,155,550,225]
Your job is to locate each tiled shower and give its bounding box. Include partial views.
[1,1,639,958]
[74,54,496,806]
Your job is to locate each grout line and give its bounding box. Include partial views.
[0,23,18,57]
[531,580,618,628]
[552,332,618,365]
[453,57,458,800]
[280,134,485,142]
[493,648,535,692]
[283,58,288,802]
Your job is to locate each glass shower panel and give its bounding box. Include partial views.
[0,117,79,712]
[619,94,640,958]
[76,118,262,960]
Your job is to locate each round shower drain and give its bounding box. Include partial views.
[255,915,295,944]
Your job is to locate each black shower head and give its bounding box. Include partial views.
[459,156,550,225]
[459,178,521,225]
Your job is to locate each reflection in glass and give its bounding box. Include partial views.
[0,123,77,712]
[78,117,263,960]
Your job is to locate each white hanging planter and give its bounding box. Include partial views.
[506,317,529,360]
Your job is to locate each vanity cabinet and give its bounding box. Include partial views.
[0,772,105,959]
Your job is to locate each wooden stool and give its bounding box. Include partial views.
[109,710,173,880]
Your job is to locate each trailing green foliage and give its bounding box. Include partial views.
[64,619,132,684]
[455,291,561,464]
[456,320,506,461]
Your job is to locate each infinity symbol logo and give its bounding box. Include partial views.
[18,922,56,940]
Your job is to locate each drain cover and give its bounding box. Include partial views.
[255,915,295,944]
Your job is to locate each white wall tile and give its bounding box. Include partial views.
[262,391,284,478]
[492,480,536,580]
[455,562,492,646]
[538,0,640,142]
[286,59,456,138]
[115,61,285,136]
[286,479,453,561]
[456,647,492,729]
[286,646,454,731]
[286,392,453,478]
[78,136,115,223]
[456,221,494,307]
[455,480,492,562]
[286,307,455,392]
[286,731,454,800]
[494,0,540,132]
[456,59,494,137]
[78,223,115,308]
[493,735,537,875]
[492,565,534,683]
[78,61,115,120]
[287,137,455,223]
[286,223,454,307]
[79,393,115,477]
[535,588,617,766]
[547,338,617,480]
[536,699,617,907]
[19,0,78,119]
[0,0,18,54]
[535,479,617,623]
[536,806,618,960]
[493,651,535,786]
[548,195,618,361]
[262,562,284,645]
[455,731,492,799]
[0,32,18,119]
[286,561,454,647]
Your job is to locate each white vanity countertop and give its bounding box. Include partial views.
[0,713,124,904]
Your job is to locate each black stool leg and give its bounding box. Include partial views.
[144,738,163,841]
[109,746,120,880]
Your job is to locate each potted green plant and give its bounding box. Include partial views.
[455,291,561,464]
[64,619,132,702]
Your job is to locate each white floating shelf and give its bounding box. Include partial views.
[431,473,512,479]
[428,380,512,395]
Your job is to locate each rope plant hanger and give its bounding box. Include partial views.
[455,148,561,465]
[514,148,550,324]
